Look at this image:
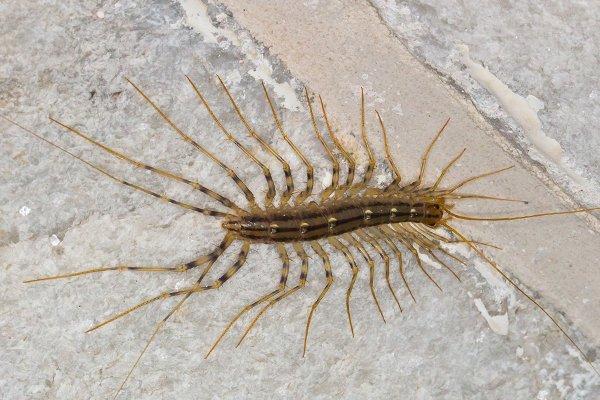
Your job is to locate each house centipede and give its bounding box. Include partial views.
[2,75,599,399]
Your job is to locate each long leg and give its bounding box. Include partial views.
[442,222,600,377]
[412,117,451,189]
[375,110,402,185]
[125,78,260,211]
[430,147,466,191]
[186,76,277,208]
[319,95,356,187]
[24,233,235,283]
[343,233,386,322]
[215,76,295,207]
[372,228,417,303]
[236,242,310,347]
[3,117,231,219]
[383,225,443,292]
[305,88,339,200]
[303,241,333,356]
[111,241,250,400]
[358,88,375,186]
[328,237,359,337]
[49,117,245,214]
[443,165,514,194]
[204,243,290,358]
[357,230,403,312]
[263,83,315,204]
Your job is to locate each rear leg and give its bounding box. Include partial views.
[24,233,235,284]
[111,241,251,399]
[357,88,376,187]
[236,242,310,347]
[204,243,290,358]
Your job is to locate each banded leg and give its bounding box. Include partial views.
[25,233,235,284]
[328,237,360,337]
[303,241,333,356]
[375,110,402,185]
[358,230,403,312]
[236,242,310,347]
[305,88,340,201]
[318,95,356,187]
[343,233,386,322]
[216,77,295,206]
[111,242,250,400]
[186,76,277,208]
[384,225,443,292]
[49,117,245,214]
[4,117,231,219]
[372,228,417,303]
[262,82,315,204]
[204,243,290,358]
[125,78,261,211]
[358,88,375,186]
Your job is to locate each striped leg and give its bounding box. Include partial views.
[328,237,359,337]
[216,76,295,207]
[262,83,315,204]
[5,117,232,219]
[358,88,375,186]
[358,230,403,313]
[318,95,356,187]
[303,241,333,356]
[25,233,235,284]
[186,76,277,208]
[49,117,245,214]
[375,111,402,186]
[305,88,340,201]
[236,242,310,347]
[125,78,260,211]
[204,243,290,358]
[372,228,417,303]
[343,233,386,322]
[111,241,250,400]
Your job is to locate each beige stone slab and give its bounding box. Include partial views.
[218,0,600,344]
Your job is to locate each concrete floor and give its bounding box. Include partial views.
[1,1,599,399]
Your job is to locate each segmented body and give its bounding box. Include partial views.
[224,194,444,242]
[6,74,598,399]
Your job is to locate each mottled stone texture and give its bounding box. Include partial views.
[1,1,599,399]
[371,0,600,202]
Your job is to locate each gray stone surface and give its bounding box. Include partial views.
[1,1,599,399]
[370,0,600,202]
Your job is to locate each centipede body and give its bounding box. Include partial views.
[4,74,600,399]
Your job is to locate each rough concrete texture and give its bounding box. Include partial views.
[1,1,599,399]
[371,0,600,203]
